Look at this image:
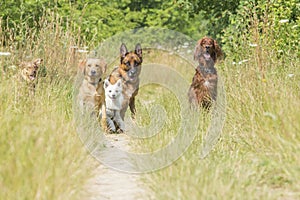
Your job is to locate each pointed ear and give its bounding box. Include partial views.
[120,43,128,62]
[213,39,223,61]
[117,79,122,87]
[104,79,110,88]
[135,43,142,60]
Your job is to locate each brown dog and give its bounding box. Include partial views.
[194,37,222,63]
[109,43,142,120]
[77,57,107,129]
[188,49,218,109]
[19,58,43,94]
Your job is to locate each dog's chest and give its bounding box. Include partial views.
[123,81,138,98]
[106,97,123,111]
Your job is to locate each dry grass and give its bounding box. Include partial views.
[0,12,97,200]
[135,48,300,199]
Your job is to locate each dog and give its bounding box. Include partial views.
[19,58,43,94]
[77,57,107,129]
[103,78,125,133]
[194,37,223,63]
[109,43,142,120]
[188,48,218,110]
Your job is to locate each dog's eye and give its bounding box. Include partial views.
[109,90,112,93]
[95,64,100,68]
[87,64,91,67]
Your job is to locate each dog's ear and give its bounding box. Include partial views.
[213,39,223,61]
[104,79,110,89]
[34,58,43,67]
[78,59,86,74]
[194,39,203,61]
[135,43,142,62]
[120,43,128,62]
[102,63,107,74]
[116,79,122,87]
[99,58,107,74]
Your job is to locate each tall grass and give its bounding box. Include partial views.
[132,24,300,200]
[0,11,96,199]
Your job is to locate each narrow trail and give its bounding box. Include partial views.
[84,134,148,200]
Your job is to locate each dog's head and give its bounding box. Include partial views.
[119,43,142,83]
[20,58,43,81]
[194,37,222,63]
[104,78,122,100]
[83,58,107,82]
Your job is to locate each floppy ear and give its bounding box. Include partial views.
[213,40,223,61]
[194,39,203,61]
[78,59,86,74]
[135,43,142,62]
[120,43,128,62]
[102,63,107,74]
[83,65,86,75]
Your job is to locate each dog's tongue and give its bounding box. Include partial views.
[29,75,35,80]
[204,53,211,60]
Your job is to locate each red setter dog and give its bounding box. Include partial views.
[188,37,222,109]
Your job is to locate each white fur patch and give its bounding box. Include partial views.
[104,79,123,111]
[204,80,210,87]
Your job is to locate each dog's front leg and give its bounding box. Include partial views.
[114,111,125,133]
[129,89,138,119]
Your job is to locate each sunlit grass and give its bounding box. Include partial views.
[131,47,300,199]
[0,12,97,200]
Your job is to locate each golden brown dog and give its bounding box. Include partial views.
[77,57,107,129]
[109,43,142,120]
[19,58,43,94]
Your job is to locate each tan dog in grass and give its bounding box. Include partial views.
[19,58,43,94]
[77,58,107,130]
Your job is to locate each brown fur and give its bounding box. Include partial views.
[188,50,218,110]
[77,58,107,130]
[194,37,223,64]
[19,58,43,94]
[109,43,142,120]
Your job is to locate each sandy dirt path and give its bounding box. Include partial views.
[84,133,148,200]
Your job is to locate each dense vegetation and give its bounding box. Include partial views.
[0,0,299,199]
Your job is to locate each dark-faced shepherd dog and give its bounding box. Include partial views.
[109,43,142,120]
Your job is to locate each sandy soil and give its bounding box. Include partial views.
[84,134,148,200]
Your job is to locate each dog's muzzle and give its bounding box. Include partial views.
[128,68,137,78]
[90,69,96,76]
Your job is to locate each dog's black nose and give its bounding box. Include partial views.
[112,94,116,98]
[205,45,210,49]
[91,70,96,75]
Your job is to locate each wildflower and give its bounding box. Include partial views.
[279,19,289,23]
[249,43,258,47]
[0,52,11,56]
